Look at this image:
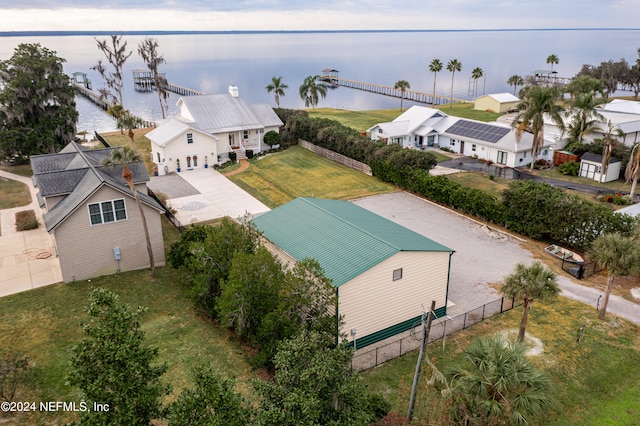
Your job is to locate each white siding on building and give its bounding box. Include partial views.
[338,251,450,342]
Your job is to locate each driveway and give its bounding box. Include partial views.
[148,168,270,224]
[353,192,640,324]
[0,170,62,297]
[438,157,618,196]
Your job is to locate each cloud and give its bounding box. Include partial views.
[1,0,639,31]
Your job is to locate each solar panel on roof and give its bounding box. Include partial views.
[445,120,510,143]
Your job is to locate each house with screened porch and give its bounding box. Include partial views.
[146,85,283,174]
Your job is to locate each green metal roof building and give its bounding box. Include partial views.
[252,197,454,349]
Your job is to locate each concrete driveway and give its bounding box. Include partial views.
[0,170,62,297]
[148,168,270,224]
[353,192,533,316]
[353,191,640,325]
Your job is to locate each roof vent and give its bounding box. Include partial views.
[229,85,239,97]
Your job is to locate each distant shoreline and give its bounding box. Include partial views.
[2,28,639,37]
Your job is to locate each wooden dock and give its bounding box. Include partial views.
[73,82,156,128]
[319,69,470,106]
[132,69,204,96]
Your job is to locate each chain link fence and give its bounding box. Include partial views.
[352,296,520,372]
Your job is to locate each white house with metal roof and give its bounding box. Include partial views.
[30,142,166,283]
[146,86,283,174]
[368,106,553,168]
[367,106,447,149]
[252,197,454,349]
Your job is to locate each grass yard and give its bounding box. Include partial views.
[101,128,156,175]
[361,297,640,425]
[307,105,502,133]
[0,164,33,177]
[445,171,510,199]
[227,145,396,208]
[0,176,31,209]
[0,219,256,426]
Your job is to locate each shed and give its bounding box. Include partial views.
[579,152,621,183]
[252,197,454,349]
[473,93,520,113]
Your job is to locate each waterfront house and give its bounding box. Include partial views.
[30,142,166,283]
[368,106,553,167]
[252,197,454,349]
[146,86,283,174]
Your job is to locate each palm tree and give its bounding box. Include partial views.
[298,75,327,110]
[588,233,640,320]
[471,67,483,98]
[512,86,565,169]
[447,334,552,425]
[446,59,462,108]
[500,261,559,342]
[625,142,640,199]
[546,54,559,72]
[265,76,288,108]
[101,146,156,279]
[394,79,410,111]
[565,92,605,144]
[429,59,443,102]
[507,74,524,96]
[598,120,624,183]
[116,112,144,148]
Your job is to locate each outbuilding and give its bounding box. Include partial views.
[252,197,454,349]
[579,152,621,183]
[473,93,520,113]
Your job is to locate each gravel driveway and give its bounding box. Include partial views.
[352,192,533,316]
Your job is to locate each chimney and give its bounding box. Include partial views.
[229,85,239,97]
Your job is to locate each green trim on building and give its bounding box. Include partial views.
[352,305,447,349]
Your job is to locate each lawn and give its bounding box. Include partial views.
[445,171,510,199]
[227,146,396,208]
[0,176,31,209]
[0,219,256,426]
[307,105,502,133]
[100,127,156,175]
[361,297,640,425]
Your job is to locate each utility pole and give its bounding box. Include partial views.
[407,300,436,423]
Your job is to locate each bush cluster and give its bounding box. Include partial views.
[276,111,637,252]
[15,210,38,231]
[558,160,580,176]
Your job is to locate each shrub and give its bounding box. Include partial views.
[558,161,580,176]
[15,210,38,231]
[246,149,254,159]
[263,130,281,148]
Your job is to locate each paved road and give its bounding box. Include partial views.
[438,157,621,196]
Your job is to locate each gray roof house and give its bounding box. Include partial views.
[30,142,166,282]
[146,86,283,174]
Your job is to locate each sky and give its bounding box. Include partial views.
[1,0,639,32]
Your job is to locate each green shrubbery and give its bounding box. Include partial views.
[558,160,580,176]
[275,110,637,252]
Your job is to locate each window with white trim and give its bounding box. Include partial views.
[472,144,477,152]
[186,133,193,144]
[243,130,249,139]
[88,199,127,225]
[393,268,403,281]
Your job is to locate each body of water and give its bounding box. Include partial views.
[1,29,639,132]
